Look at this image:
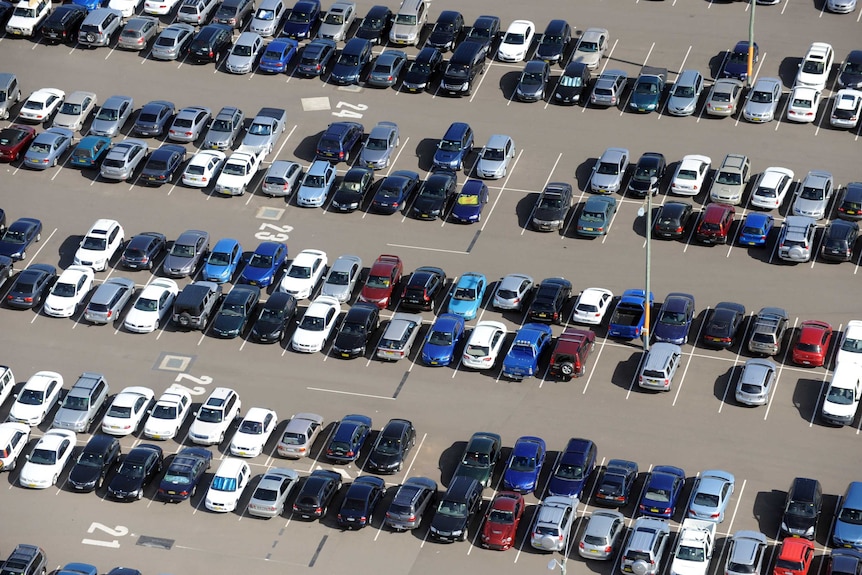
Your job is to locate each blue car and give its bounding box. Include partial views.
[280,0,320,39]
[501,322,553,380]
[502,436,546,494]
[738,213,774,246]
[203,238,243,283]
[421,312,465,366]
[57,564,99,575]
[638,465,686,518]
[722,41,759,82]
[834,482,862,549]
[370,170,420,214]
[548,437,597,498]
[70,136,112,168]
[316,121,364,162]
[239,241,287,287]
[326,414,372,463]
[653,292,695,345]
[140,143,186,186]
[432,121,473,170]
[259,38,299,73]
[447,272,487,320]
[329,37,372,85]
[72,0,106,9]
[451,179,489,224]
[157,447,212,502]
[0,217,42,261]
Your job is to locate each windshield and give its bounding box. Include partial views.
[324,12,343,24]
[787,501,817,518]
[299,315,325,331]
[151,404,177,419]
[596,162,619,175]
[208,251,232,265]
[248,123,272,136]
[674,86,695,98]
[163,471,191,484]
[52,282,78,298]
[437,499,467,517]
[827,386,855,405]
[509,455,536,472]
[457,194,480,206]
[840,507,862,524]
[248,253,272,268]
[559,74,581,88]
[659,310,687,325]
[76,451,104,468]
[134,297,159,312]
[482,148,504,161]
[677,546,706,562]
[327,271,350,286]
[578,40,599,53]
[288,265,312,279]
[28,448,57,465]
[800,186,824,200]
[439,139,461,152]
[339,53,359,66]
[751,90,774,104]
[365,137,387,151]
[802,60,825,75]
[288,10,309,22]
[255,8,273,19]
[503,32,525,45]
[366,275,390,289]
[394,13,416,25]
[489,509,514,524]
[428,330,452,346]
[222,162,247,176]
[234,44,253,57]
[211,475,238,491]
[555,463,583,480]
[96,107,119,121]
[107,405,132,418]
[17,389,46,405]
[29,143,51,154]
[717,171,742,185]
[60,102,82,115]
[197,407,224,423]
[239,420,263,434]
[375,437,400,455]
[118,461,145,478]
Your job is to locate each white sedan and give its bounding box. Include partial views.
[229,407,278,457]
[837,320,862,366]
[6,371,63,427]
[0,422,31,472]
[18,429,77,489]
[290,295,341,353]
[462,321,508,370]
[671,155,712,196]
[571,287,614,325]
[109,0,144,17]
[205,458,251,512]
[749,167,795,210]
[43,265,95,318]
[786,86,822,123]
[143,385,193,440]
[496,20,535,62]
[144,0,181,15]
[278,248,328,300]
[101,386,155,436]
[182,150,226,188]
[123,278,179,333]
[830,89,862,130]
[19,88,65,124]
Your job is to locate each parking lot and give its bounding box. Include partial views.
[1,0,861,573]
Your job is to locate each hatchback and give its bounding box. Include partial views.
[516,60,549,102]
[117,16,159,50]
[188,24,234,64]
[821,220,859,262]
[151,23,194,61]
[696,203,735,245]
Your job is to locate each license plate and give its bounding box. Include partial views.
[341,353,350,358]
[421,213,429,217]
[583,227,594,231]
[590,549,598,554]
[597,189,607,193]
[168,490,177,495]
[715,107,727,111]
[752,117,763,122]
[847,210,857,215]
[236,450,248,456]
[538,313,547,318]
[430,361,438,365]
[347,518,355,522]
[650,507,659,513]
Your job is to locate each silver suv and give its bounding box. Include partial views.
[52,372,110,432]
[78,8,123,47]
[530,495,577,552]
[710,153,751,205]
[620,517,671,575]
[747,307,789,356]
[778,216,817,263]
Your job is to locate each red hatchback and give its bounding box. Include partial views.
[774,537,815,575]
[695,203,735,244]
[480,491,524,550]
[359,254,403,309]
[0,125,37,162]
[792,320,833,367]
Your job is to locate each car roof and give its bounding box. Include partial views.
[580,27,606,41]
[442,122,470,139]
[215,457,248,476]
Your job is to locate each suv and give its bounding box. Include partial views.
[188,387,242,445]
[781,477,822,539]
[213,0,254,28]
[638,342,682,391]
[530,496,577,551]
[440,40,488,96]
[385,477,438,531]
[316,122,364,163]
[695,203,735,245]
[433,122,474,170]
[620,517,672,575]
[74,218,125,272]
[710,153,751,205]
[177,0,219,24]
[400,266,446,311]
[42,5,88,44]
[0,545,47,575]
[528,277,572,324]
[52,372,110,433]
[549,328,595,380]
[532,182,573,231]
[429,476,483,542]
[78,8,122,47]
[172,281,222,330]
[778,216,817,263]
[747,307,789,356]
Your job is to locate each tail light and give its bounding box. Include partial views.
[553,312,559,321]
[676,226,683,233]
[316,506,322,514]
[209,50,214,58]
[579,541,585,549]
[605,546,613,553]
[423,291,430,302]
[346,450,355,457]
[106,310,113,319]
[316,64,321,70]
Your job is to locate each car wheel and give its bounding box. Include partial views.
[218,431,225,444]
[153,319,159,330]
[36,233,41,241]
[97,475,104,488]
[52,474,58,485]
[560,362,574,377]
[190,485,197,497]
[20,251,25,259]
[86,32,96,44]
[7,458,15,471]
[136,489,143,500]
[178,312,191,327]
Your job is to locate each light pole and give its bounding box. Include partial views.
[547,558,567,575]
[637,177,658,352]
[748,0,756,86]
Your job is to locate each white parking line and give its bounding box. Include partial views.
[672,315,709,407]
[480,149,523,232]
[808,324,840,428]
[717,313,755,413]
[521,152,562,236]
[620,42,655,117]
[584,39,619,114]
[658,45,692,120]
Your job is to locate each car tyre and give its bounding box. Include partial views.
[559,362,574,378]
[36,233,41,241]
[136,489,143,500]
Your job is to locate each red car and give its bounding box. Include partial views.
[695,203,735,245]
[792,320,833,367]
[774,537,815,575]
[480,491,524,550]
[0,125,37,162]
[358,254,403,309]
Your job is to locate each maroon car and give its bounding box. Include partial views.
[549,327,596,380]
[358,254,403,309]
[0,125,37,162]
[480,491,524,550]
[695,203,735,244]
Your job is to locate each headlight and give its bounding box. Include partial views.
[451,530,463,537]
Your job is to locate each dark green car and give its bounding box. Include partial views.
[577,196,617,237]
[453,432,502,487]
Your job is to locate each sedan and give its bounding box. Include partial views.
[18,429,76,489]
[653,292,695,345]
[19,88,65,124]
[290,295,341,353]
[330,166,375,212]
[462,320,508,369]
[738,213,775,247]
[157,446,212,502]
[370,170,420,214]
[89,94,134,138]
[735,358,777,406]
[107,444,163,501]
[239,241,287,287]
[451,180,489,223]
[786,86,822,123]
[421,313,465,367]
[67,434,121,492]
[496,19,534,62]
[366,418,415,473]
[638,465,686,518]
[576,196,616,237]
[163,229,209,278]
[52,90,96,132]
[750,167,795,210]
[743,77,782,123]
[502,436,546,494]
[367,49,408,87]
[792,170,834,220]
[326,414,372,463]
[481,492,525,551]
[722,41,758,82]
[331,302,378,358]
[23,127,73,170]
[182,150,225,188]
[653,201,694,240]
[43,265,94,318]
[320,254,362,302]
[151,23,194,61]
[702,301,747,348]
[726,531,769,575]
[516,59,550,102]
[359,121,399,170]
[590,147,629,194]
[337,476,386,528]
[827,550,862,575]
[168,106,211,143]
[101,386,155,436]
[0,217,41,261]
[831,89,862,129]
[688,470,735,522]
[6,371,63,427]
[140,144,186,186]
[476,135,515,180]
[705,78,744,117]
[448,272,487,320]
[259,38,299,74]
[225,31,264,74]
[5,263,56,309]
[229,407,277,457]
[493,273,534,311]
[69,136,112,169]
[122,278,179,333]
[0,124,37,162]
[202,238,242,283]
[578,509,626,560]
[132,100,176,137]
[278,248,328,300]
[247,468,300,518]
[142,385,193,440]
[296,160,337,208]
[671,154,712,196]
[100,139,148,182]
[120,232,166,270]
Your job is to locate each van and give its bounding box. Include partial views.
[0,73,21,120]
[52,372,110,432]
[388,0,427,46]
[441,40,488,96]
[638,342,682,391]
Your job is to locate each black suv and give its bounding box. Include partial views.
[366,418,416,473]
[531,182,573,232]
[67,434,122,492]
[0,545,47,575]
[188,23,234,63]
[425,10,463,52]
[332,302,379,358]
[429,476,483,542]
[172,281,222,330]
[821,220,859,262]
[400,266,447,311]
[213,0,254,28]
[41,4,87,44]
[250,292,297,343]
[293,469,343,519]
[528,277,572,324]
[535,19,571,65]
[781,477,822,539]
[211,284,261,338]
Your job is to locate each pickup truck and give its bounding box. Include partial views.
[501,323,554,380]
[213,145,265,196]
[240,107,286,156]
[608,289,654,339]
[629,66,667,113]
[669,519,716,575]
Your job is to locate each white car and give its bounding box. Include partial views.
[496,20,534,62]
[821,362,862,426]
[229,407,278,457]
[837,320,862,366]
[205,458,251,512]
[18,429,76,489]
[572,27,609,70]
[43,265,95,318]
[144,0,180,15]
[101,386,155,436]
[73,218,125,271]
[462,321,508,370]
[182,150,226,188]
[290,295,341,353]
[6,371,63,427]
[749,167,795,210]
[18,88,65,124]
[0,422,30,472]
[123,278,179,333]
[188,387,242,446]
[320,254,362,303]
[671,155,712,196]
[795,42,834,91]
[142,385,193,440]
[278,249,328,300]
[830,89,862,129]
[276,412,324,458]
[786,86,822,123]
[571,287,614,325]
[109,0,143,17]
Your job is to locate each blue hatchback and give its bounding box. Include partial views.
[421,313,465,366]
[69,136,112,168]
[258,38,299,74]
[738,213,774,246]
[203,238,243,283]
[451,180,489,224]
[638,465,686,518]
[326,414,373,463]
[447,272,487,320]
[834,481,862,549]
[239,241,287,287]
[653,292,695,345]
[432,122,473,170]
[502,436,546,494]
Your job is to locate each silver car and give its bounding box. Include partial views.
[359,121,399,170]
[710,153,751,205]
[84,277,135,324]
[493,273,533,310]
[376,312,423,361]
[52,90,97,132]
[261,160,302,196]
[743,77,782,123]
[226,31,264,74]
[162,230,209,278]
[590,70,627,107]
[318,1,355,41]
[99,139,148,181]
[475,134,515,180]
[778,216,816,262]
[321,254,362,302]
[246,468,299,518]
[23,127,73,170]
[203,106,245,150]
[578,509,625,560]
[666,69,704,116]
[89,95,134,138]
[275,413,323,458]
[530,496,577,552]
[385,477,438,531]
[591,147,630,194]
[706,78,744,117]
[151,23,195,61]
[726,531,768,575]
[735,358,777,406]
[117,16,160,51]
[792,170,834,220]
[572,27,608,69]
[168,106,212,143]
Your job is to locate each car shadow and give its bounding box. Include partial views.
[708,51,729,80]
[56,235,84,270]
[752,489,786,534]
[497,70,521,100]
[437,441,466,488]
[778,57,803,89]
[574,158,595,192]
[713,364,740,403]
[413,137,439,172]
[792,376,828,424]
[609,350,644,391]
[292,130,324,163]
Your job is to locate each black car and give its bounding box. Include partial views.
[829,550,862,575]
[140,144,186,186]
[336,476,385,529]
[370,170,421,214]
[329,37,372,85]
[0,217,42,261]
[353,4,391,44]
[535,19,571,65]
[702,301,746,348]
[212,284,261,338]
[0,255,10,289]
[653,201,694,240]
[292,469,342,519]
[531,183,573,232]
[366,418,415,473]
[107,444,164,501]
[821,220,859,262]
[400,266,447,311]
[0,0,12,29]
[425,10,463,52]
[120,232,167,270]
[838,50,862,90]
[465,14,500,52]
[516,59,550,102]
[295,38,337,77]
[553,61,591,105]
[837,182,862,220]
[628,152,666,197]
[402,47,444,93]
[429,476,483,542]
[593,459,639,507]
[5,263,55,309]
[41,4,88,44]
[157,447,212,502]
[67,434,122,492]
[132,100,175,138]
[781,477,822,539]
[250,291,297,343]
[411,169,457,220]
[528,277,572,324]
[316,121,364,163]
[188,23,234,64]
[330,166,375,212]
[332,302,379,358]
